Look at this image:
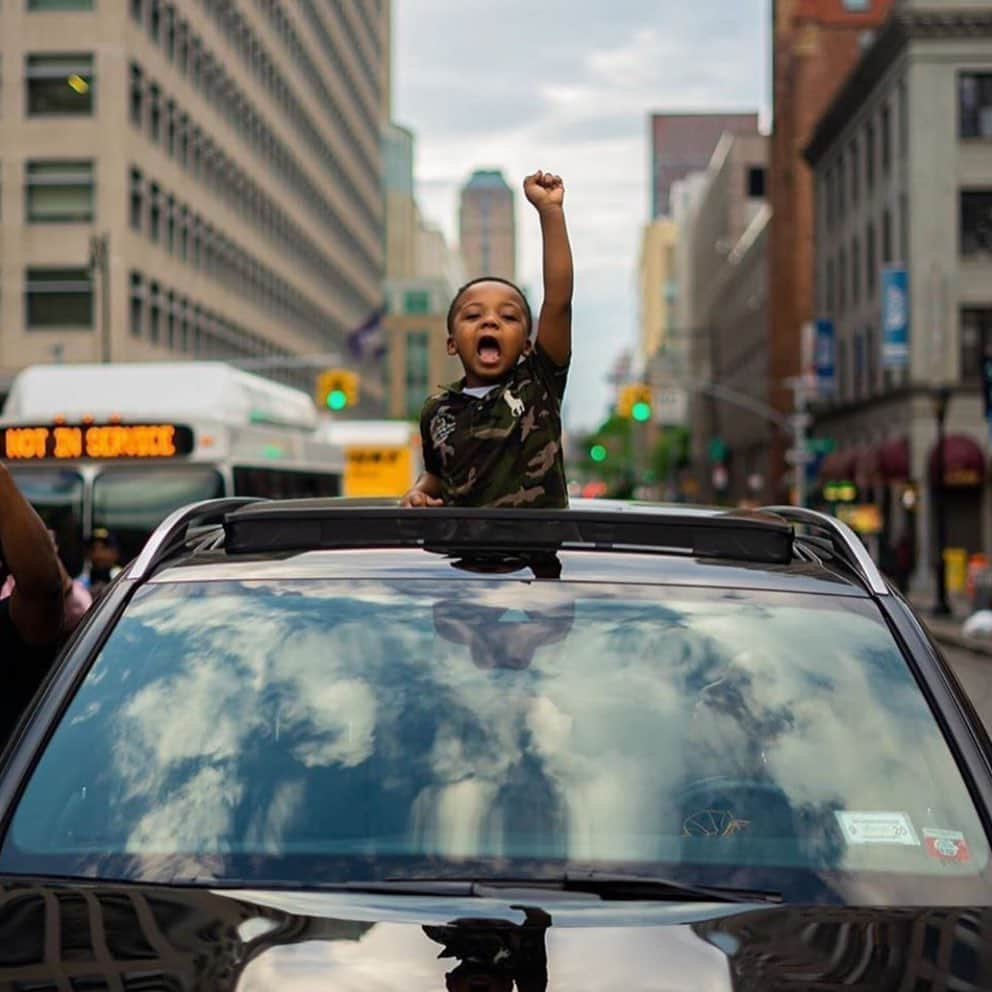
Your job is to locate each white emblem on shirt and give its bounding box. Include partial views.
[503,388,525,418]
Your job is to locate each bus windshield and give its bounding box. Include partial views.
[92,466,224,563]
[8,468,85,576]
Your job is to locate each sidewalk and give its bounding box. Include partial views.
[909,593,992,658]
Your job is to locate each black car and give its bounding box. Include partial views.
[1,498,992,989]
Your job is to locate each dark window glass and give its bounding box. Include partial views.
[838,246,847,312]
[881,104,892,174]
[148,83,161,141]
[865,325,876,393]
[7,468,85,577]
[405,329,430,417]
[960,308,992,382]
[849,138,859,204]
[746,166,765,198]
[148,0,160,41]
[866,222,876,293]
[851,237,860,304]
[28,0,93,9]
[129,167,143,230]
[961,191,992,257]
[960,73,992,139]
[865,122,875,191]
[882,208,893,263]
[25,267,93,328]
[129,271,144,338]
[404,290,430,315]
[26,53,93,115]
[148,183,161,241]
[148,282,161,342]
[129,63,143,127]
[25,160,94,223]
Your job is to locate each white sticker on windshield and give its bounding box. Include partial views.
[835,811,920,846]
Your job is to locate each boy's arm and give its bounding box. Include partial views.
[401,471,443,508]
[524,171,573,367]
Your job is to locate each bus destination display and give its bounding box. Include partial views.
[1,423,195,461]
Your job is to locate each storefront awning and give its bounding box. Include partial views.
[854,446,880,488]
[878,436,910,482]
[929,434,986,487]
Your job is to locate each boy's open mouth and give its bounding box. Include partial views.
[477,335,502,366]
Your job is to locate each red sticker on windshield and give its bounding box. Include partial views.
[923,828,971,863]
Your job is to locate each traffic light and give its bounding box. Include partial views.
[617,384,652,421]
[315,369,359,411]
[589,443,607,463]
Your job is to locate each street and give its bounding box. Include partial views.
[943,642,992,734]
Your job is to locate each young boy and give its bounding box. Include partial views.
[401,170,573,508]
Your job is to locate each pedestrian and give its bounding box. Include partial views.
[79,526,122,601]
[401,170,573,508]
[0,463,66,745]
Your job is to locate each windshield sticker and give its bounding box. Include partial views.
[923,828,971,863]
[835,811,920,846]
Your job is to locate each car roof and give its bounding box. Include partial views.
[134,497,883,599]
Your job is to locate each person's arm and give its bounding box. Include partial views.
[0,464,63,646]
[523,171,573,367]
[400,471,444,508]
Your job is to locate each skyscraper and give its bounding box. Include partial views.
[458,170,516,282]
[0,1,388,391]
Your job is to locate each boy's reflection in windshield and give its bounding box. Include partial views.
[424,906,552,992]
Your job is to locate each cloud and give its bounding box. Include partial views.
[394,0,771,432]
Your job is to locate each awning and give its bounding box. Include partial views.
[854,446,880,488]
[930,434,986,487]
[878,436,910,482]
[818,451,845,481]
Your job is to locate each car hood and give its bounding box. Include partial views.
[1,878,991,988]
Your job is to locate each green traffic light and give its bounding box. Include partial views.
[326,389,348,411]
[631,401,652,422]
[589,444,607,463]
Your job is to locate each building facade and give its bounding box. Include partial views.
[637,217,678,364]
[680,131,769,502]
[806,0,992,586]
[458,169,516,282]
[0,0,387,395]
[768,0,895,496]
[650,112,759,219]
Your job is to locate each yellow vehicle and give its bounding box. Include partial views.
[319,420,421,498]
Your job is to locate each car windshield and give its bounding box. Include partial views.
[2,578,988,903]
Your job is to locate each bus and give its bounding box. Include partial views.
[0,362,343,574]
[318,419,421,498]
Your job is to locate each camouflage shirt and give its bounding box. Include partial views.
[420,345,569,508]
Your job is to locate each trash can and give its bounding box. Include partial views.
[944,547,968,595]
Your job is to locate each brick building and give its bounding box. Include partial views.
[769,0,895,496]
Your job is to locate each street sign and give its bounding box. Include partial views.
[786,449,815,466]
[814,319,836,393]
[807,437,835,454]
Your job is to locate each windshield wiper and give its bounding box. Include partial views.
[384,871,782,904]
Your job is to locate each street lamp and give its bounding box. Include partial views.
[932,384,952,617]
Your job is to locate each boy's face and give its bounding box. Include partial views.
[448,282,531,386]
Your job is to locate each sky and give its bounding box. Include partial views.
[393,0,772,433]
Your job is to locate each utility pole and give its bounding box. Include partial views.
[88,233,111,363]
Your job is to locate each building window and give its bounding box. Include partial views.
[849,137,859,204]
[823,168,834,231]
[881,103,892,174]
[746,166,765,198]
[961,308,992,382]
[129,63,143,127]
[842,0,870,8]
[404,289,431,315]
[852,237,861,304]
[838,245,847,312]
[25,160,94,222]
[866,221,877,294]
[25,267,93,328]
[825,258,835,314]
[960,74,992,139]
[837,339,848,402]
[961,191,992,256]
[900,192,909,262]
[148,0,161,42]
[165,194,176,252]
[148,182,161,241]
[28,0,93,8]
[882,208,893,263]
[865,326,876,393]
[165,99,176,155]
[166,290,176,348]
[148,281,161,342]
[854,331,865,399]
[26,53,94,115]
[865,121,875,191]
[129,271,144,337]
[148,83,161,141]
[898,78,909,157]
[836,149,846,219]
[129,167,143,230]
[405,330,430,418]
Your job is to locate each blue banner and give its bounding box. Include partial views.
[882,266,909,368]
[814,319,836,394]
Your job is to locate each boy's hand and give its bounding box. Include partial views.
[524,171,564,212]
[401,489,443,508]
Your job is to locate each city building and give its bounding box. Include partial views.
[0,0,387,398]
[768,0,895,494]
[650,112,759,218]
[637,217,678,364]
[805,0,992,586]
[458,169,516,282]
[678,130,769,502]
[383,122,417,282]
